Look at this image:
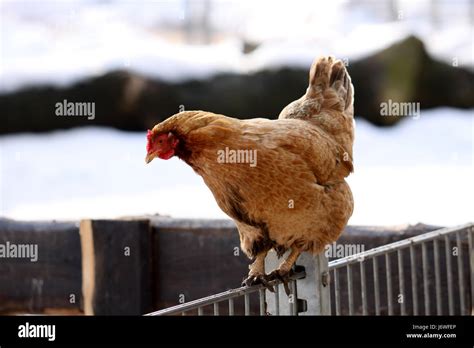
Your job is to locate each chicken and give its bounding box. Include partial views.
[145,56,354,293]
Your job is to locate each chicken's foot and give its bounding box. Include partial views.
[268,247,301,296]
[242,252,274,292]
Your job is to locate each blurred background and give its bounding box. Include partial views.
[0,0,473,226]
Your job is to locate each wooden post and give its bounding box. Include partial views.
[468,226,474,316]
[0,219,82,314]
[80,219,152,315]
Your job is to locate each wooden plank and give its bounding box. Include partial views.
[79,220,95,315]
[0,218,81,314]
[79,219,152,315]
[151,219,249,312]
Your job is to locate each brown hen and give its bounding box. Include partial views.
[146,56,354,292]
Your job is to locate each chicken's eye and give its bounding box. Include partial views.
[158,139,163,144]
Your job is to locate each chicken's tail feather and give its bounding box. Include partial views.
[307,56,353,114]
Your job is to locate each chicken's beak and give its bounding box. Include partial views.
[145,152,156,164]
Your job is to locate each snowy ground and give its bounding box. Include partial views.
[0,107,472,226]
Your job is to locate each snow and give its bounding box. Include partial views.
[1,0,472,92]
[0,1,472,226]
[0,107,472,226]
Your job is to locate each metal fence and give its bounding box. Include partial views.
[327,223,473,315]
[146,223,473,316]
[145,270,306,316]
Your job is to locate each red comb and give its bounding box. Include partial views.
[146,129,153,152]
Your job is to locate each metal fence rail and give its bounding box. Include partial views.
[327,223,473,315]
[146,270,306,316]
[146,223,473,316]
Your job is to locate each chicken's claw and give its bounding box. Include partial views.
[242,274,275,292]
[267,269,294,296]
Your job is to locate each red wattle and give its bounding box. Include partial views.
[158,149,175,160]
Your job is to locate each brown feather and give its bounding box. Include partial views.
[149,56,355,257]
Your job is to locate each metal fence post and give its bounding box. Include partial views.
[265,250,330,315]
[314,252,331,315]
